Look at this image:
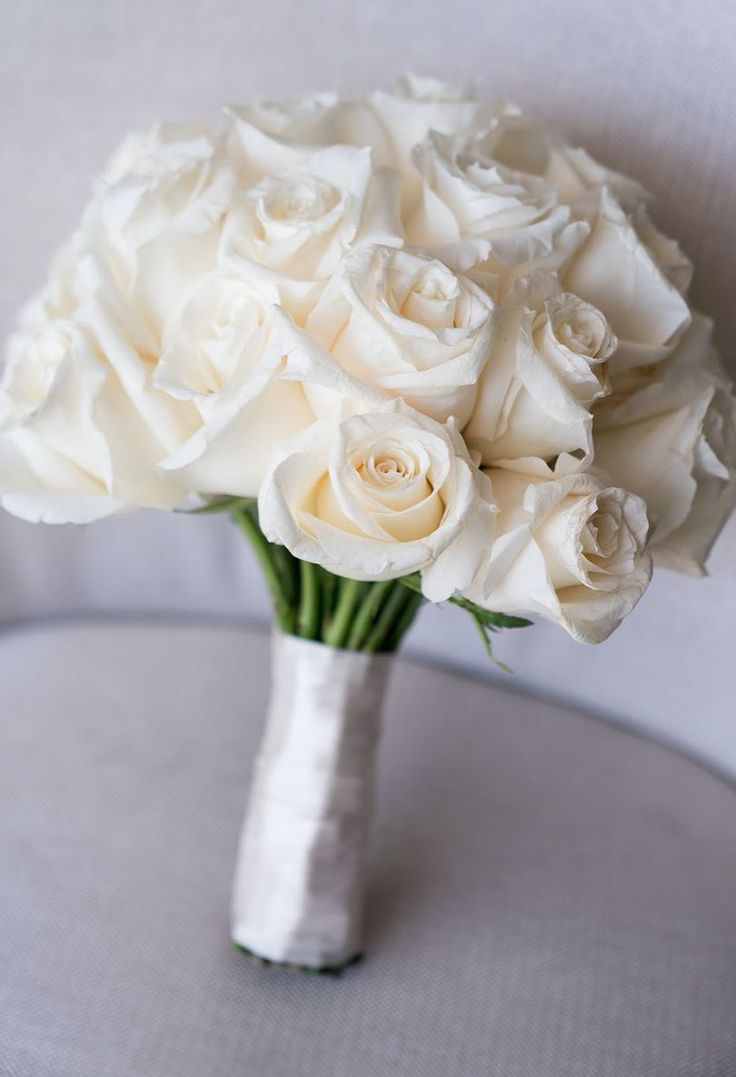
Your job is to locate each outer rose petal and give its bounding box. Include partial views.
[564,189,690,376]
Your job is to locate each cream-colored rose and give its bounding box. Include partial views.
[227,93,390,184]
[230,91,342,144]
[221,145,402,320]
[531,138,692,295]
[564,189,690,379]
[473,102,649,212]
[594,313,736,574]
[155,270,282,399]
[71,251,201,458]
[86,123,235,333]
[407,131,588,281]
[0,319,188,522]
[1,231,206,520]
[371,75,494,199]
[465,469,652,643]
[258,400,496,599]
[154,277,316,497]
[465,286,615,471]
[455,106,692,298]
[305,244,495,425]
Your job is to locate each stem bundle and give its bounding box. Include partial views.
[231,504,424,654]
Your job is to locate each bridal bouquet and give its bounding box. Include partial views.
[2,76,734,972]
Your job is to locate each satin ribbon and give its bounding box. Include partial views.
[231,632,392,968]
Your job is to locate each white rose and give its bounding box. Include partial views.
[305,244,495,425]
[258,400,496,600]
[407,131,588,281]
[155,270,282,399]
[564,189,690,379]
[154,276,315,497]
[476,103,649,211]
[465,286,615,470]
[11,229,203,487]
[594,313,736,574]
[230,91,341,141]
[473,108,692,297]
[0,223,207,522]
[71,252,200,460]
[371,75,494,204]
[466,470,652,643]
[0,319,187,522]
[227,94,391,183]
[85,123,235,333]
[538,145,692,296]
[221,145,402,320]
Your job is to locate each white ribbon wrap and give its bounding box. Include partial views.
[231,632,392,969]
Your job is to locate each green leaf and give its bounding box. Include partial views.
[455,600,532,630]
[485,614,532,630]
[468,609,515,673]
[395,573,531,670]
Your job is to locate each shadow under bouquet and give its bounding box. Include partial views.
[2,76,734,971]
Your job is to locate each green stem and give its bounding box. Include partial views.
[470,612,493,658]
[231,508,296,635]
[324,578,366,649]
[319,568,338,638]
[346,579,394,651]
[297,560,321,640]
[363,582,411,653]
[383,589,424,653]
[273,543,300,609]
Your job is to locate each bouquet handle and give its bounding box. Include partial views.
[231,632,392,971]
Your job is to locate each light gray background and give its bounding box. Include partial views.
[1,0,735,771]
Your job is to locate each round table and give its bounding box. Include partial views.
[1,620,734,1077]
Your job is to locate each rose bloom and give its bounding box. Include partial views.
[87,122,236,333]
[370,75,495,204]
[0,123,244,521]
[407,130,588,281]
[476,100,650,211]
[477,104,693,298]
[0,319,188,522]
[226,93,391,183]
[465,282,615,471]
[465,469,652,643]
[594,313,736,574]
[221,145,402,320]
[154,276,315,497]
[564,190,690,380]
[306,244,495,425]
[258,400,496,600]
[12,124,237,465]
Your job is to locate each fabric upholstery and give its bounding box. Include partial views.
[1,621,735,1076]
